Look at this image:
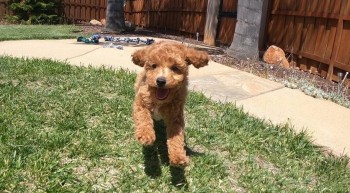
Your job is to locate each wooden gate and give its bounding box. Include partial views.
[216,0,237,45]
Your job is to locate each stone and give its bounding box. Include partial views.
[263,45,290,68]
[100,18,106,26]
[89,19,102,26]
[125,20,136,32]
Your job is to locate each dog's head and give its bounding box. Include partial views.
[132,41,209,101]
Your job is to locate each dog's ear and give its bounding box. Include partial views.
[132,48,147,67]
[185,48,209,68]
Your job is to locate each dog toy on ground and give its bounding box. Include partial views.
[103,43,124,50]
[104,36,155,45]
[77,34,101,44]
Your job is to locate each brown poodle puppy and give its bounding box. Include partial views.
[131,41,209,167]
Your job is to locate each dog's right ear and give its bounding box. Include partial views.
[131,49,147,67]
[185,47,209,69]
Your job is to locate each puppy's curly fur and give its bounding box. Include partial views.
[131,41,209,167]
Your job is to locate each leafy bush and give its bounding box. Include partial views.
[7,0,61,24]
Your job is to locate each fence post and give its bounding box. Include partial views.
[203,0,221,46]
[327,0,347,81]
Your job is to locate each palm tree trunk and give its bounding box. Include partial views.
[105,0,126,32]
[227,0,268,59]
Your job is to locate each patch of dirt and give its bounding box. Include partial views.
[77,24,350,105]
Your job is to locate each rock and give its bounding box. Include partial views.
[263,45,290,68]
[100,18,106,26]
[125,20,136,32]
[89,19,102,26]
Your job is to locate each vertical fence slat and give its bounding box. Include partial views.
[324,19,338,60]
[314,18,327,58]
[327,0,347,80]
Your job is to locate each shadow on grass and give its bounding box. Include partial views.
[142,120,203,188]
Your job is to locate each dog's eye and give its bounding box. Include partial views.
[171,65,180,73]
[151,64,157,69]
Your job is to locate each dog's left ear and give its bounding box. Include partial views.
[185,48,209,68]
[132,48,147,67]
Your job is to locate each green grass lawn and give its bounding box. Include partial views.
[0,56,349,192]
[0,25,82,41]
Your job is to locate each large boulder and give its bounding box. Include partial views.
[263,45,289,68]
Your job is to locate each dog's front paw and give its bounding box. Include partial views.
[170,155,190,168]
[135,131,156,146]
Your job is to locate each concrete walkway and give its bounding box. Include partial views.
[1,39,349,156]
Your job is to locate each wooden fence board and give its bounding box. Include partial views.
[297,0,307,12]
[323,20,337,60]
[272,0,280,11]
[347,1,350,14]
[216,17,236,45]
[292,17,304,53]
[336,21,350,65]
[314,18,328,58]
[275,15,287,46]
[283,15,295,49]
[301,18,315,54]
[221,0,237,12]
[267,15,278,45]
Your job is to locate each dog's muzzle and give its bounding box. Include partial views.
[156,76,166,87]
[155,76,169,100]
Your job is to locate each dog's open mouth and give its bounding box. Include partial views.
[156,88,170,100]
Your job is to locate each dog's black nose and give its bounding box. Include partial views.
[156,77,166,87]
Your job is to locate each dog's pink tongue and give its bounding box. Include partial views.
[156,88,170,100]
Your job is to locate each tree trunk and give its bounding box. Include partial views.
[226,0,269,60]
[105,0,125,32]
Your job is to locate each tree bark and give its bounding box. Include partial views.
[227,0,269,60]
[105,0,126,32]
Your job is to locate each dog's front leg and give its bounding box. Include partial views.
[166,120,189,167]
[133,99,155,146]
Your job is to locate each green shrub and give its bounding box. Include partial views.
[7,0,61,24]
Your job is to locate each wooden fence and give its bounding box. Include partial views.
[124,0,237,45]
[0,0,11,20]
[0,0,237,45]
[2,0,349,81]
[265,0,350,82]
[0,0,106,22]
[60,0,107,22]
[125,0,207,39]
